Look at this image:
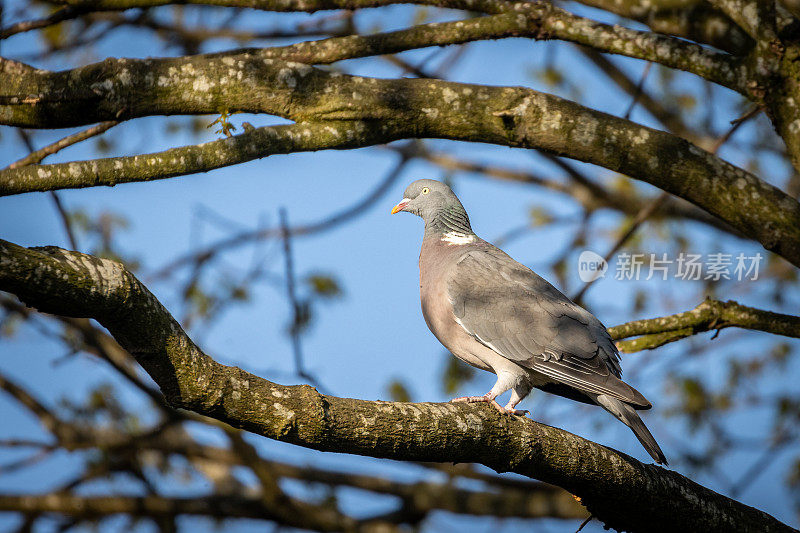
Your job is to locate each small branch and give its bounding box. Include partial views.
[572,102,766,302]
[709,106,763,154]
[0,493,323,522]
[49,192,79,250]
[0,372,64,437]
[11,128,93,251]
[571,191,669,304]
[580,47,703,144]
[5,122,119,171]
[224,430,357,530]
[279,208,314,384]
[0,121,384,195]
[622,62,652,120]
[0,6,86,40]
[271,460,588,520]
[149,154,409,280]
[609,299,800,352]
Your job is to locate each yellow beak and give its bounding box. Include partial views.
[390,198,410,214]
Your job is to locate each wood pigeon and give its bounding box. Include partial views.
[391,179,667,465]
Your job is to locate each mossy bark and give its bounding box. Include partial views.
[609,299,800,352]
[0,239,795,533]
[2,54,798,267]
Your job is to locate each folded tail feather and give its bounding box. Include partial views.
[594,394,668,465]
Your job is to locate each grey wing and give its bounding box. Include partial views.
[448,249,651,408]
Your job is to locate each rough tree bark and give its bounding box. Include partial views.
[2,54,799,267]
[0,239,795,533]
[3,0,800,529]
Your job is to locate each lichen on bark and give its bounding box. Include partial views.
[0,238,795,533]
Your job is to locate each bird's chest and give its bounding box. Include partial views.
[419,245,490,371]
[419,259,450,342]
[419,244,459,342]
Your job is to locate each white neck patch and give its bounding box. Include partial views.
[441,231,475,245]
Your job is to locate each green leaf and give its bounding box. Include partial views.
[306,274,342,298]
[387,379,412,402]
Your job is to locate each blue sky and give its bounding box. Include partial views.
[1,2,799,530]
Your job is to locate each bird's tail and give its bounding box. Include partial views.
[595,394,668,465]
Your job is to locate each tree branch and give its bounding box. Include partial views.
[1,57,796,267]
[4,122,119,170]
[706,0,777,41]
[0,367,587,522]
[0,493,329,522]
[572,0,753,55]
[269,460,588,519]
[609,299,800,352]
[0,6,88,40]
[17,0,758,57]
[1,3,747,90]
[0,239,794,533]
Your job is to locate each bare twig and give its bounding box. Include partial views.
[6,122,119,171]
[571,105,764,303]
[0,372,65,438]
[149,152,410,281]
[623,62,652,120]
[9,122,123,251]
[279,207,314,385]
[571,191,668,303]
[49,192,79,250]
[0,6,86,40]
[710,106,763,154]
[13,130,84,250]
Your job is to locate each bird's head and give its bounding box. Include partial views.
[390,178,456,216]
[391,179,473,236]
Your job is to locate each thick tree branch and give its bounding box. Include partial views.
[707,0,777,41]
[573,0,753,55]
[260,8,742,83]
[1,57,796,267]
[0,120,388,193]
[609,299,800,352]
[0,239,795,533]
[34,0,775,53]
[0,493,347,524]
[1,3,747,90]
[0,367,587,522]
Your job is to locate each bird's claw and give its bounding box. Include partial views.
[450,395,491,404]
[450,395,528,417]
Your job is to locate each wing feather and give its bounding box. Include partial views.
[448,247,650,408]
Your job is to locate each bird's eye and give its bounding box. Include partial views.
[422,187,430,195]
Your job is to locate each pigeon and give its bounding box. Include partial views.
[391,179,667,465]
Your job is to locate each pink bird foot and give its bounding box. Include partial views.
[501,404,529,416]
[450,394,527,416]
